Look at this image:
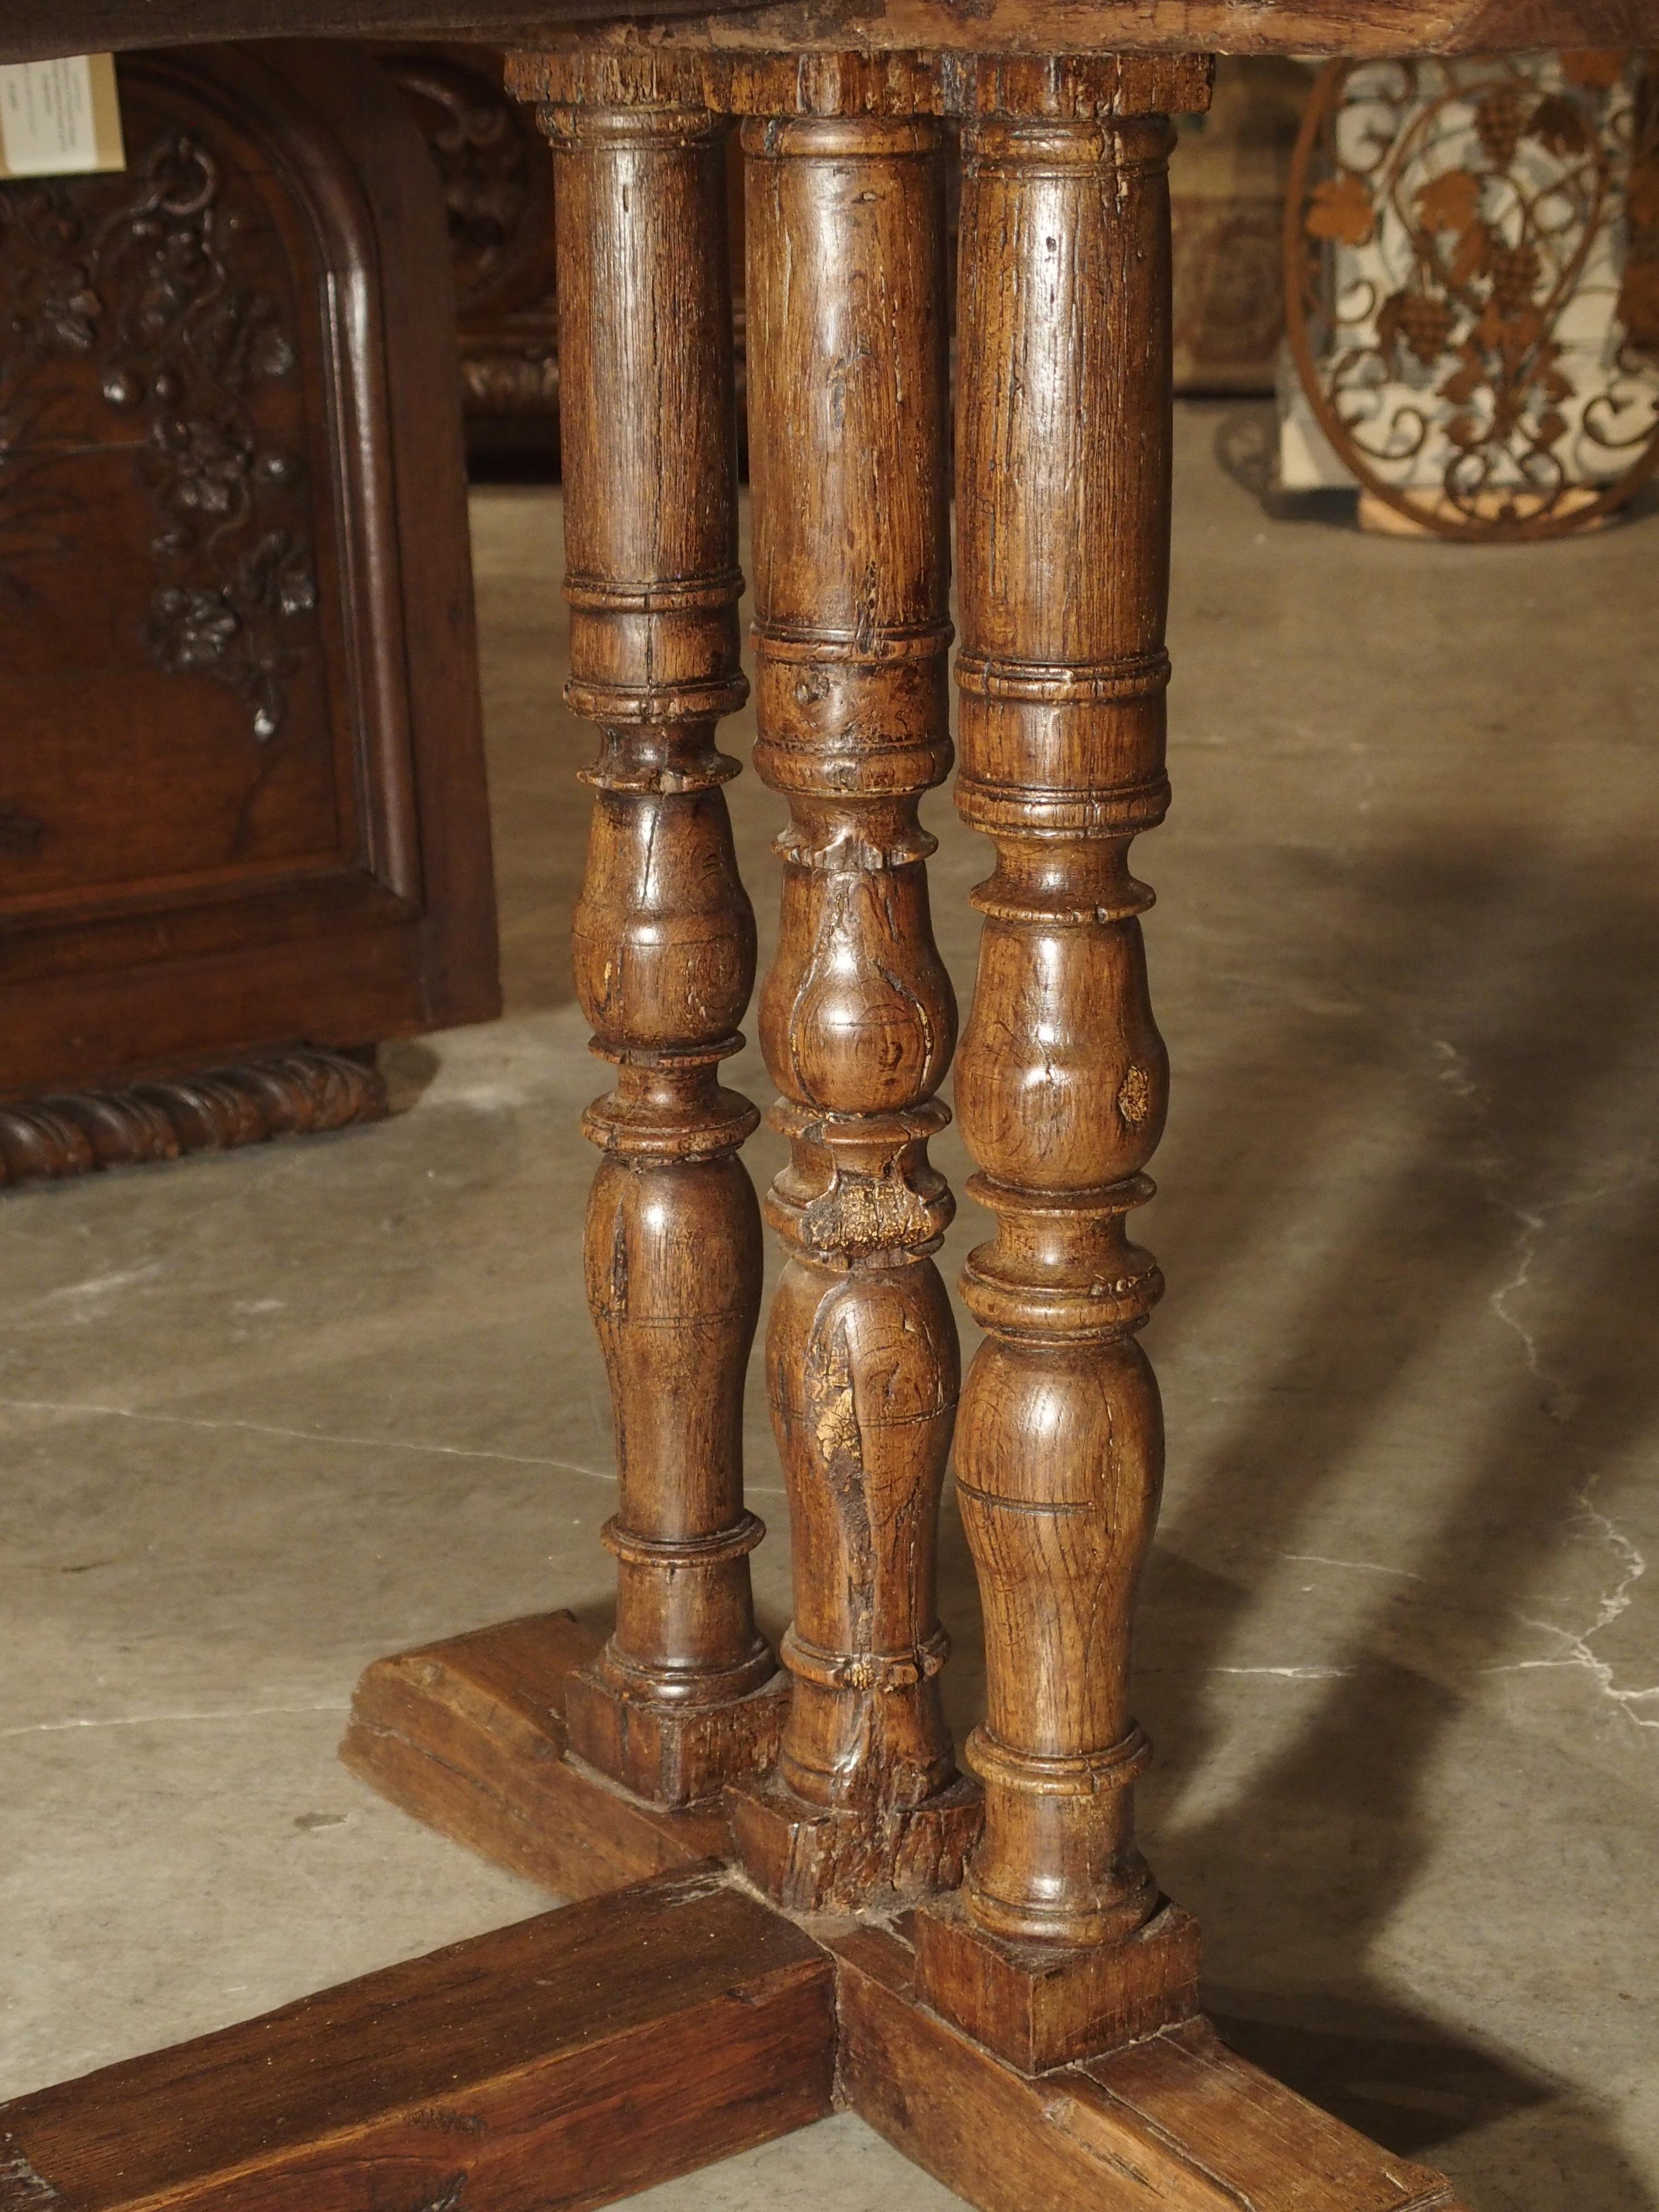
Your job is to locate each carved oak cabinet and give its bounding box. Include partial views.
[373,43,566,465]
[3,3,1653,2212]
[0,44,498,1181]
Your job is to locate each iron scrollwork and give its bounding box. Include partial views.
[1286,50,1659,539]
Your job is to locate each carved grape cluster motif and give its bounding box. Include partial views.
[0,127,316,739]
[1289,52,1659,535]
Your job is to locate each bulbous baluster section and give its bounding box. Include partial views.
[726,108,979,1913]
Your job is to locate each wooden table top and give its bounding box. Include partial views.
[9,0,1659,65]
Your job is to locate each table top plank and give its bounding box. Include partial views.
[9,3,1656,86]
[531,0,1659,57]
[0,0,744,65]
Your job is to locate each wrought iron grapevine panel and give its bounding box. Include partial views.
[1285,50,1659,540]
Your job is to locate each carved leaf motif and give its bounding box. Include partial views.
[1529,94,1590,157]
[1,128,318,740]
[1292,53,1659,535]
[1306,170,1375,246]
[1448,222,1492,288]
[193,290,294,387]
[151,414,253,516]
[236,528,317,618]
[1560,50,1628,91]
[25,268,102,352]
[380,57,539,305]
[1417,167,1482,237]
[98,131,317,740]
[147,584,240,670]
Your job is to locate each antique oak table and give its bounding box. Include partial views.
[4,4,1650,2210]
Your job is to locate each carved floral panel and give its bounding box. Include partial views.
[0,66,361,908]
[1,123,320,740]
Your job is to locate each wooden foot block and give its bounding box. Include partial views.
[0,1867,837,2212]
[728,1768,982,1915]
[835,1924,1471,2212]
[912,1890,1200,2073]
[565,1660,789,1808]
[339,1611,730,1896]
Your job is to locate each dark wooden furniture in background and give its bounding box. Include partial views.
[375,44,565,468]
[1172,56,1308,391]
[0,43,499,1186]
[373,45,758,474]
[379,42,1306,460]
[5,3,1655,2211]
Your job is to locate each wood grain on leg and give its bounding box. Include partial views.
[540,95,785,1807]
[0,1869,836,2212]
[910,104,1194,2071]
[726,105,979,1915]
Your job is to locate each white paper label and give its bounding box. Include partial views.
[0,56,125,181]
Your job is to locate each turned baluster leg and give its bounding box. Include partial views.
[913,108,1201,2069]
[726,108,980,1913]
[541,97,785,1807]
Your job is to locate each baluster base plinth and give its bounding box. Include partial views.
[727,1769,982,1917]
[565,1656,789,1808]
[910,1890,1201,2074]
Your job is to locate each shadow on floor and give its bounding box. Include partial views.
[1124,832,1659,2204]
[1209,1995,1550,2159]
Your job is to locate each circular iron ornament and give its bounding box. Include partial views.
[1283,52,1659,541]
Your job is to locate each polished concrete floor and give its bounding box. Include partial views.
[3,405,1657,2210]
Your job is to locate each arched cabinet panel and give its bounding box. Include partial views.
[0,42,497,1134]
